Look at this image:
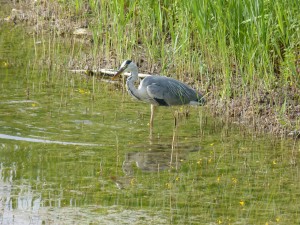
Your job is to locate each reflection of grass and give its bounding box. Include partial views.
[110,110,299,224]
[0,88,299,224]
[87,109,298,224]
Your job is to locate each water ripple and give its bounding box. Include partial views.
[0,134,99,146]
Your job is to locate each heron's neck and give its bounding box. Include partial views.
[129,68,139,82]
[126,70,141,100]
[126,68,139,89]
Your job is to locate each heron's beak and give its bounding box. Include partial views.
[112,67,126,80]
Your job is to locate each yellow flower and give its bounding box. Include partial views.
[78,88,85,94]
[175,177,180,181]
[78,88,90,94]
[276,217,280,222]
[31,103,36,107]
[272,160,277,165]
[232,178,238,184]
[239,200,245,206]
[166,183,172,189]
[217,177,221,183]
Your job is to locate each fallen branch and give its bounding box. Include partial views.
[69,69,150,78]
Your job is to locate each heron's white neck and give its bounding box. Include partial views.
[128,66,139,83]
[126,67,141,100]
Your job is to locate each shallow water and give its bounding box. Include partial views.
[1,19,300,225]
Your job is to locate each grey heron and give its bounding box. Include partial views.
[112,60,205,131]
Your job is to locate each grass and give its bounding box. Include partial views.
[49,0,299,134]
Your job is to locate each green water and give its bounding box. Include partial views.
[1,21,300,225]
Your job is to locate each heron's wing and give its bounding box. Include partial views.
[146,83,169,106]
[146,77,199,106]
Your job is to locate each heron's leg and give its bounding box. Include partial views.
[173,110,179,128]
[171,111,179,170]
[149,104,155,138]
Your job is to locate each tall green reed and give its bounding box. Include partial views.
[60,0,299,116]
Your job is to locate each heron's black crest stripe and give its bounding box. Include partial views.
[154,98,168,106]
[125,60,132,65]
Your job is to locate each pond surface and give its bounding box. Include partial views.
[1,21,300,225]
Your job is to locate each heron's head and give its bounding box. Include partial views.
[112,60,137,80]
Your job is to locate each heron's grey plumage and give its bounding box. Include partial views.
[114,60,205,106]
[142,76,205,106]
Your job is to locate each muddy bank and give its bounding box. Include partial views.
[1,0,299,138]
